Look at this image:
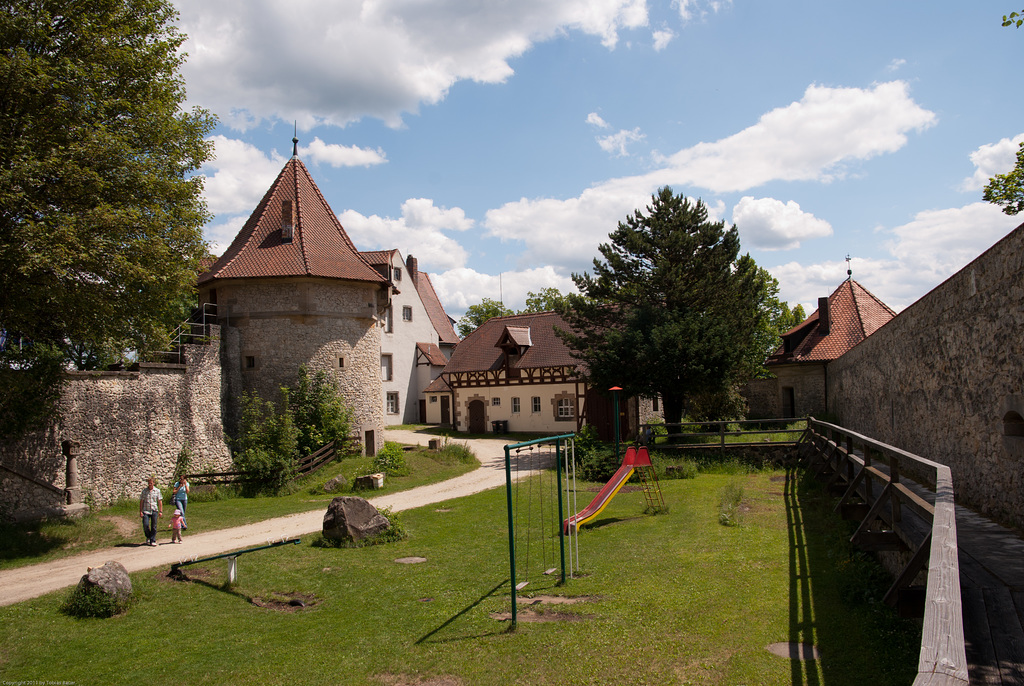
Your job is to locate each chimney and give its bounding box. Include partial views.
[818,296,830,335]
[406,255,418,285]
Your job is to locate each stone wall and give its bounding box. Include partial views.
[743,378,780,419]
[827,223,1024,527]
[0,331,231,520]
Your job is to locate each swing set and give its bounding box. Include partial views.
[502,434,664,628]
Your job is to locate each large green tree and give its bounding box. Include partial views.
[0,0,215,438]
[558,187,778,425]
[456,298,513,337]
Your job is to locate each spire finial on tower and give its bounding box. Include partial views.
[292,121,299,159]
[846,254,852,280]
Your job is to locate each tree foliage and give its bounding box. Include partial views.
[456,298,513,337]
[522,287,570,313]
[0,0,216,438]
[984,140,1024,215]
[286,365,354,458]
[1003,10,1023,27]
[558,187,779,424]
[232,391,299,496]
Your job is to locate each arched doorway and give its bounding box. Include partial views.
[468,399,486,434]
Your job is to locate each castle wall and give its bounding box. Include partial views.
[827,224,1024,526]
[212,277,384,455]
[0,332,230,520]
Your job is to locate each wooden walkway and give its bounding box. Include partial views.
[953,504,1024,685]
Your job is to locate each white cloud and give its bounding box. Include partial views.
[597,127,645,156]
[484,81,935,275]
[769,201,1019,312]
[652,28,674,51]
[960,133,1024,192]
[205,216,247,257]
[731,196,832,250]
[174,0,649,129]
[674,0,731,22]
[300,138,387,167]
[886,58,907,72]
[586,112,611,129]
[200,136,286,216]
[339,199,473,272]
[429,265,577,318]
[660,81,936,192]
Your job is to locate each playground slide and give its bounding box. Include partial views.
[563,446,650,532]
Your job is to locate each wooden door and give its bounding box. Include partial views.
[468,399,486,434]
[441,396,451,425]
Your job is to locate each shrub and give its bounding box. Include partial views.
[231,391,298,495]
[61,583,132,618]
[288,365,354,458]
[437,439,475,464]
[373,441,409,476]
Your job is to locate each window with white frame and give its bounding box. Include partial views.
[430,395,438,404]
[531,396,541,413]
[491,397,500,406]
[386,392,399,414]
[381,354,393,381]
[402,306,412,321]
[512,397,520,413]
[557,397,574,418]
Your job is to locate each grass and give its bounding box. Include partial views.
[0,465,920,685]
[0,445,478,571]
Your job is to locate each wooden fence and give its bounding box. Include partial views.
[639,417,806,450]
[187,436,359,486]
[804,418,968,686]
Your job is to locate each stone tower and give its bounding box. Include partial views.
[198,146,388,455]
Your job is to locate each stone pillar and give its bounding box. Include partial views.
[62,440,81,505]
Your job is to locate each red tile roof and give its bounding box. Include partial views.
[416,342,448,366]
[424,375,451,393]
[416,272,460,346]
[199,158,386,286]
[443,311,578,373]
[768,280,896,365]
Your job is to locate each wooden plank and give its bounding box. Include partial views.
[961,586,1002,685]
[982,586,1024,684]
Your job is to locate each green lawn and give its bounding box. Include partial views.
[0,446,478,570]
[0,466,919,685]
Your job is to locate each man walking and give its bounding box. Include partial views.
[139,477,163,546]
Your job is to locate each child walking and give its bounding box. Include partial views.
[170,509,185,543]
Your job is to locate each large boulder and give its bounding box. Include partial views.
[322,496,390,543]
[63,560,133,617]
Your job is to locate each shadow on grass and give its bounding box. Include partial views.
[785,467,919,686]
[0,523,73,562]
[169,567,252,603]
[415,579,509,644]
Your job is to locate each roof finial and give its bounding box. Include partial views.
[846,254,852,280]
[292,121,299,159]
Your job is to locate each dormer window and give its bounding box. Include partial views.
[281,200,294,243]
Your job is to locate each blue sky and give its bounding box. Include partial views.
[174,0,1023,320]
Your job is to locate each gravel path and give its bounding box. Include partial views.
[0,430,521,607]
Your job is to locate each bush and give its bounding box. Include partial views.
[437,439,475,464]
[288,366,354,458]
[575,425,621,482]
[61,583,132,618]
[231,391,298,496]
[373,441,409,476]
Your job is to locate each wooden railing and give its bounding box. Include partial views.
[187,435,360,486]
[640,417,807,450]
[804,418,968,686]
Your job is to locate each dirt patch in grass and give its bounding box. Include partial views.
[515,595,596,605]
[375,674,464,686]
[489,609,591,622]
[99,515,138,538]
[250,592,318,611]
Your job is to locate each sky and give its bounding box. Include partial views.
[173,0,1024,321]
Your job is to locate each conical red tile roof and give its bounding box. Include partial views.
[768,280,895,364]
[199,157,386,286]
